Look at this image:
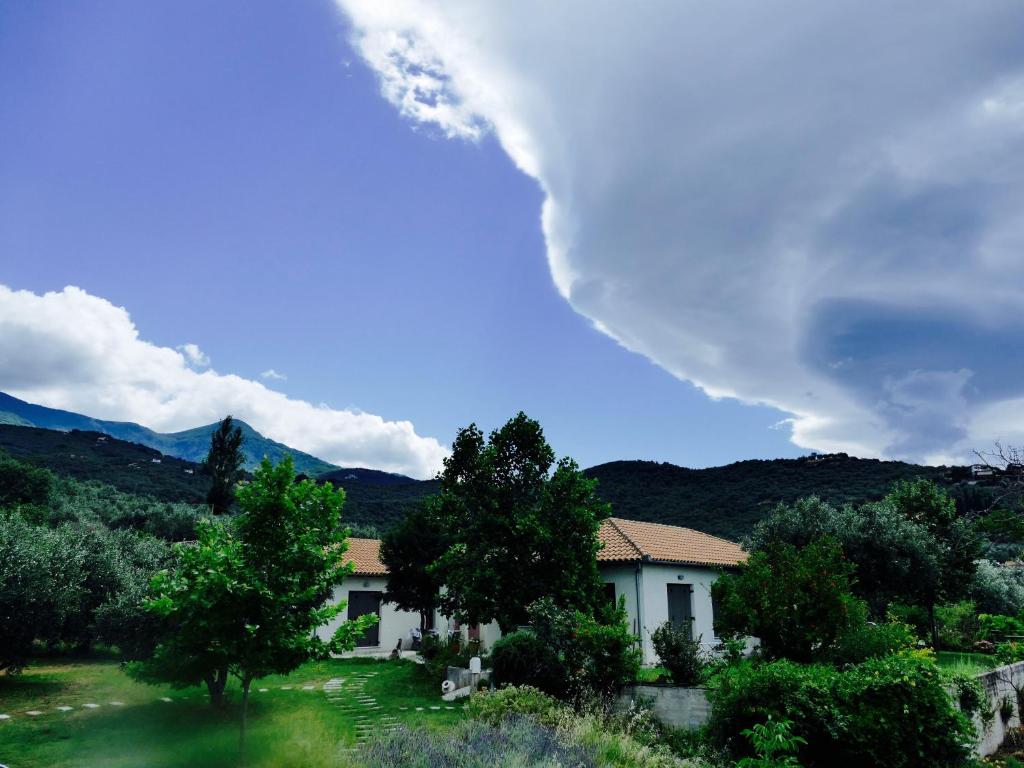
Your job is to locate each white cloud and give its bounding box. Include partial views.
[336,0,1024,463]
[0,285,448,478]
[177,343,210,368]
[260,369,287,381]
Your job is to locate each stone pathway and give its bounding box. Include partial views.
[321,671,408,747]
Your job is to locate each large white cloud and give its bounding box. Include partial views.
[0,285,448,478]
[336,0,1024,463]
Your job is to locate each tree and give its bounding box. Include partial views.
[380,498,449,631]
[750,496,940,618]
[885,479,980,647]
[431,413,609,632]
[204,416,245,514]
[711,537,866,662]
[135,457,375,761]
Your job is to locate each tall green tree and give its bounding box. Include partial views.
[134,457,375,760]
[380,498,449,631]
[431,413,609,632]
[204,416,245,514]
[885,479,980,647]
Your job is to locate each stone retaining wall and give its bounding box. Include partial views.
[616,684,711,729]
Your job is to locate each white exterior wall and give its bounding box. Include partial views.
[600,564,643,638]
[316,576,421,651]
[637,563,721,664]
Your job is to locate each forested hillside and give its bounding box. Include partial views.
[584,456,953,540]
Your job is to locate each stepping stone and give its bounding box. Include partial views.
[26,711,43,716]
[110,701,124,707]
[302,685,315,690]
[429,706,441,711]
[280,685,292,690]
[399,706,408,710]
[445,706,454,710]
[160,697,173,703]
[83,703,100,709]
[57,706,73,712]
[0,714,9,720]
[259,688,269,693]
[415,707,424,711]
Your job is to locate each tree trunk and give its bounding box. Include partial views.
[929,603,940,650]
[239,676,252,767]
[204,667,229,707]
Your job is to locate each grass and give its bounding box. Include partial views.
[634,667,669,683]
[934,650,996,676]
[0,657,463,768]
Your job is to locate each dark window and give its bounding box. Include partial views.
[666,583,694,637]
[603,582,617,609]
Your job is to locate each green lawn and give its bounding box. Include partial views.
[0,657,463,768]
[934,651,995,676]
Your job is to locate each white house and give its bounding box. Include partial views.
[317,517,746,666]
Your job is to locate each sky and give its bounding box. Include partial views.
[1,1,1023,478]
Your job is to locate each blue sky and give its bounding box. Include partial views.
[0,0,797,475]
[3,1,1023,476]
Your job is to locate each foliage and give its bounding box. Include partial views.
[0,511,84,672]
[466,685,564,728]
[828,621,916,665]
[937,601,983,651]
[527,596,642,698]
[980,614,1024,642]
[431,413,610,632]
[651,620,707,685]
[996,641,1024,667]
[134,454,377,755]
[490,631,564,696]
[972,561,1024,616]
[380,499,449,630]
[0,451,53,508]
[711,537,866,662]
[708,655,975,768]
[204,416,245,515]
[737,717,806,768]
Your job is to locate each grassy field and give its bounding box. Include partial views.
[0,657,462,768]
[934,650,996,676]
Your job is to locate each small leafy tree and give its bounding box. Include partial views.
[738,717,806,768]
[134,457,375,760]
[711,537,865,662]
[204,416,245,515]
[380,498,449,631]
[651,620,706,685]
[432,413,609,632]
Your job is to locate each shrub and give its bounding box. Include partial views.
[936,601,981,650]
[971,560,1024,616]
[651,621,706,685]
[979,613,1024,642]
[708,655,974,768]
[490,631,564,695]
[467,685,564,728]
[525,597,641,699]
[738,717,805,768]
[829,621,916,664]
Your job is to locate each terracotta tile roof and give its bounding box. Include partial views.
[597,517,746,568]
[344,538,387,576]
[344,518,745,576]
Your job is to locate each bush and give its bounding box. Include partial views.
[971,560,1024,616]
[526,597,641,698]
[936,601,981,650]
[708,655,974,768]
[467,685,563,728]
[829,621,916,664]
[651,621,706,685]
[490,631,564,695]
[979,613,1024,642]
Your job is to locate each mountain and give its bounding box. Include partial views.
[0,424,210,503]
[583,456,954,540]
[0,392,337,476]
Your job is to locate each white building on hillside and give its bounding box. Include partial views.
[316,517,746,666]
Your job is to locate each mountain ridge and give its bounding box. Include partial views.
[0,391,339,476]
